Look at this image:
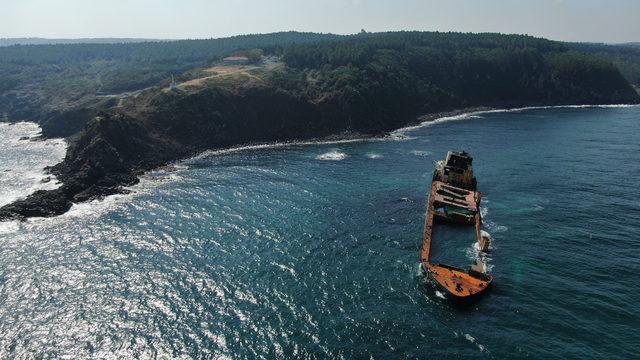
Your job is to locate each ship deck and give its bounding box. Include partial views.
[421,180,492,299]
[425,263,491,299]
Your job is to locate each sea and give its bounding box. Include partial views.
[0,105,638,359]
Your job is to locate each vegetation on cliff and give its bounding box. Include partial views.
[570,42,640,88]
[273,32,638,132]
[0,32,339,122]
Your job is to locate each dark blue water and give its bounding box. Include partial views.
[1,106,639,358]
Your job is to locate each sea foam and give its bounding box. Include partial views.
[0,122,67,207]
[410,150,431,157]
[391,103,640,137]
[316,150,347,161]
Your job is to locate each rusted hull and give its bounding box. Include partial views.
[421,153,492,301]
[421,262,492,300]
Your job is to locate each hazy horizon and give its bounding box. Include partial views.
[2,0,639,44]
[1,32,639,46]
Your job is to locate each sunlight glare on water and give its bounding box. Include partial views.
[1,106,639,359]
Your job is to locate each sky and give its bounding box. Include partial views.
[1,0,639,43]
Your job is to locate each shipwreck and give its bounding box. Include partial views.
[421,151,493,300]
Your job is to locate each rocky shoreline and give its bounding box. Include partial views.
[1,100,636,222]
[0,102,487,221]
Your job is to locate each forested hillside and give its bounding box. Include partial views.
[0,32,340,120]
[570,42,640,87]
[0,38,159,46]
[2,31,639,126]
[274,32,638,131]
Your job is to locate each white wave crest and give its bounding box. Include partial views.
[316,150,347,161]
[410,150,431,157]
[0,220,20,234]
[0,122,67,207]
[485,221,508,233]
[270,262,297,277]
[392,103,640,137]
[384,133,416,141]
[464,333,487,352]
[366,152,383,159]
[194,137,368,159]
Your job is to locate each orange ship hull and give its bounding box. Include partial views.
[421,153,492,300]
[422,263,492,300]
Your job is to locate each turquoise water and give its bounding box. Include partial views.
[1,106,639,358]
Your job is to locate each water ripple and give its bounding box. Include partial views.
[1,106,640,358]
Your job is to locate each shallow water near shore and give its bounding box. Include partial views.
[1,106,639,358]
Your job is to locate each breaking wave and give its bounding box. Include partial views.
[410,150,431,157]
[464,333,487,352]
[392,103,640,136]
[0,220,20,234]
[384,132,416,141]
[0,122,67,207]
[194,138,368,159]
[316,150,347,161]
